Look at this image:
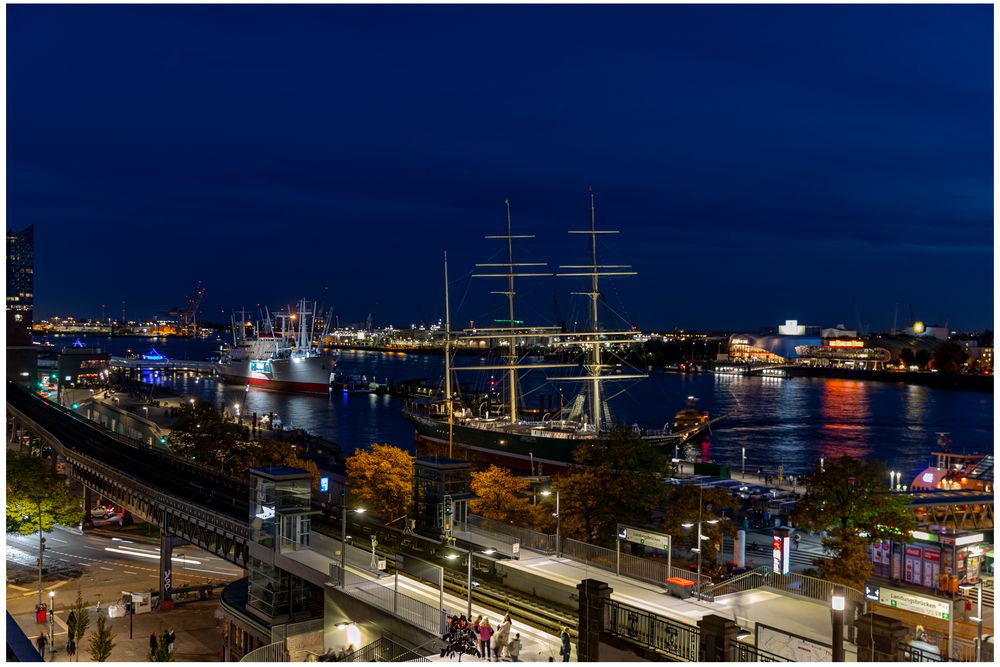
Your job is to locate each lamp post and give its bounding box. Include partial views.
[540,489,561,558]
[741,447,746,477]
[831,585,845,662]
[446,546,494,619]
[36,497,45,610]
[48,590,55,650]
[339,489,366,589]
[959,581,983,662]
[681,486,718,601]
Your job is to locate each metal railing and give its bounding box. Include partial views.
[466,514,555,553]
[240,640,289,662]
[343,636,431,662]
[272,617,324,643]
[730,640,790,662]
[766,572,865,610]
[604,598,700,661]
[704,566,772,599]
[334,564,444,636]
[561,537,713,592]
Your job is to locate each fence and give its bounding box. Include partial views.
[604,598,700,661]
[240,641,289,662]
[466,514,555,553]
[272,617,324,643]
[334,565,445,636]
[766,572,865,611]
[561,537,713,592]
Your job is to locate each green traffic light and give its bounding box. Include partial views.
[71,403,79,409]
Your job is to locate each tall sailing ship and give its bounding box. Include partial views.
[404,195,718,470]
[216,298,337,394]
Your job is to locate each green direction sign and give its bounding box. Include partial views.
[618,525,670,551]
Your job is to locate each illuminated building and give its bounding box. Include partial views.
[795,339,892,370]
[57,340,112,386]
[6,224,37,386]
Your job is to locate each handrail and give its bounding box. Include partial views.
[240,640,289,662]
[704,565,771,598]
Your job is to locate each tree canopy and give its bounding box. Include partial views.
[792,455,914,588]
[6,451,83,535]
[469,465,533,524]
[345,444,413,523]
[167,400,319,486]
[555,429,667,546]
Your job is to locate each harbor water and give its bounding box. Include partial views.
[48,335,994,480]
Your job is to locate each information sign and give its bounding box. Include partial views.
[618,526,670,550]
[878,586,951,620]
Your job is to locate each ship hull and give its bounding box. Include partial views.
[216,356,335,394]
[404,411,713,471]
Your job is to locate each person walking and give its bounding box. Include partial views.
[150,632,159,655]
[559,627,571,662]
[36,634,48,660]
[67,638,77,659]
[478,619,494,661]
[507,633,522,663]
[493,615,512,661]
[167,627,176,654]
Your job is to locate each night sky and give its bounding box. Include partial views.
[8,4,993,332]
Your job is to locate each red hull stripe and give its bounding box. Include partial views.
[220,375,329,394]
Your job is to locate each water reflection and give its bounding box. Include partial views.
[817,379,872,460]
[117,338,990,480]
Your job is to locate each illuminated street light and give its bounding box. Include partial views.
[831,585,845,662]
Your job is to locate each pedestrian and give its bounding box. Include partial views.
[478,619,494,660]
[67,638,77,658]
[757,466,763,480]
[36,634,48,659]
[67,610,76,634]
[793,533,801,550]
[507,633,522,663]
[167,627,176,653]
[494,614,512,661]
[150,632,158,654]
[559,627,571,662]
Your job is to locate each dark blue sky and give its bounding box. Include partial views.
[8,4,993,332]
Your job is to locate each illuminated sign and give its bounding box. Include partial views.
[730,338,750,346]
[773,535,790,574]
[921,472,936,484]
[954,534,984,547]
[865,583,881,601]
[249,360,271,373]
[825,340,863,348]
[878,586,951,620]
[910,530,939,543]
[255,505,275,520]
[320,477,329,493]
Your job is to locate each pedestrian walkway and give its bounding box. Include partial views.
[12,597,225,662]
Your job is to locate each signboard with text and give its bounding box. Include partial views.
[773,530,790,575]
[618,525,670,550]
[878,586,951,620]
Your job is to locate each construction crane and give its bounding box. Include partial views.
[170,281,205,337]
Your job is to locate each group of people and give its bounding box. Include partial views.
[440,614,522,661]
[149,628,176,657]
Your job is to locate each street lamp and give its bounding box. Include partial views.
[959,582,983,661]
[741,447,746,477]
[340,489,366,589]
[445,546,494,619]
[681,488,719,601]
[540,489,561,557]
[831,585,845,662]
[48,590,55,650]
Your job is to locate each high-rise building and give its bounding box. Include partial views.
[7,224,37,385]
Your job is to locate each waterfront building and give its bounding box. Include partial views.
[56,340,112,386]
[6,223,37,386]
[727,320,822,363]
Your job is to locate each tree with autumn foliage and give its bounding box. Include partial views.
[555,429,667,547]
[792,455,914,589]
[469,465,533,524]
[345,444,414,523]
[246,438,322,489]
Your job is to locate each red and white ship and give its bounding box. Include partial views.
[216,299,337,394]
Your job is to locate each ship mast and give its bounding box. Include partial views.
[556,189,641,432]
[443,252,453,457]
[472,200,551,425]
